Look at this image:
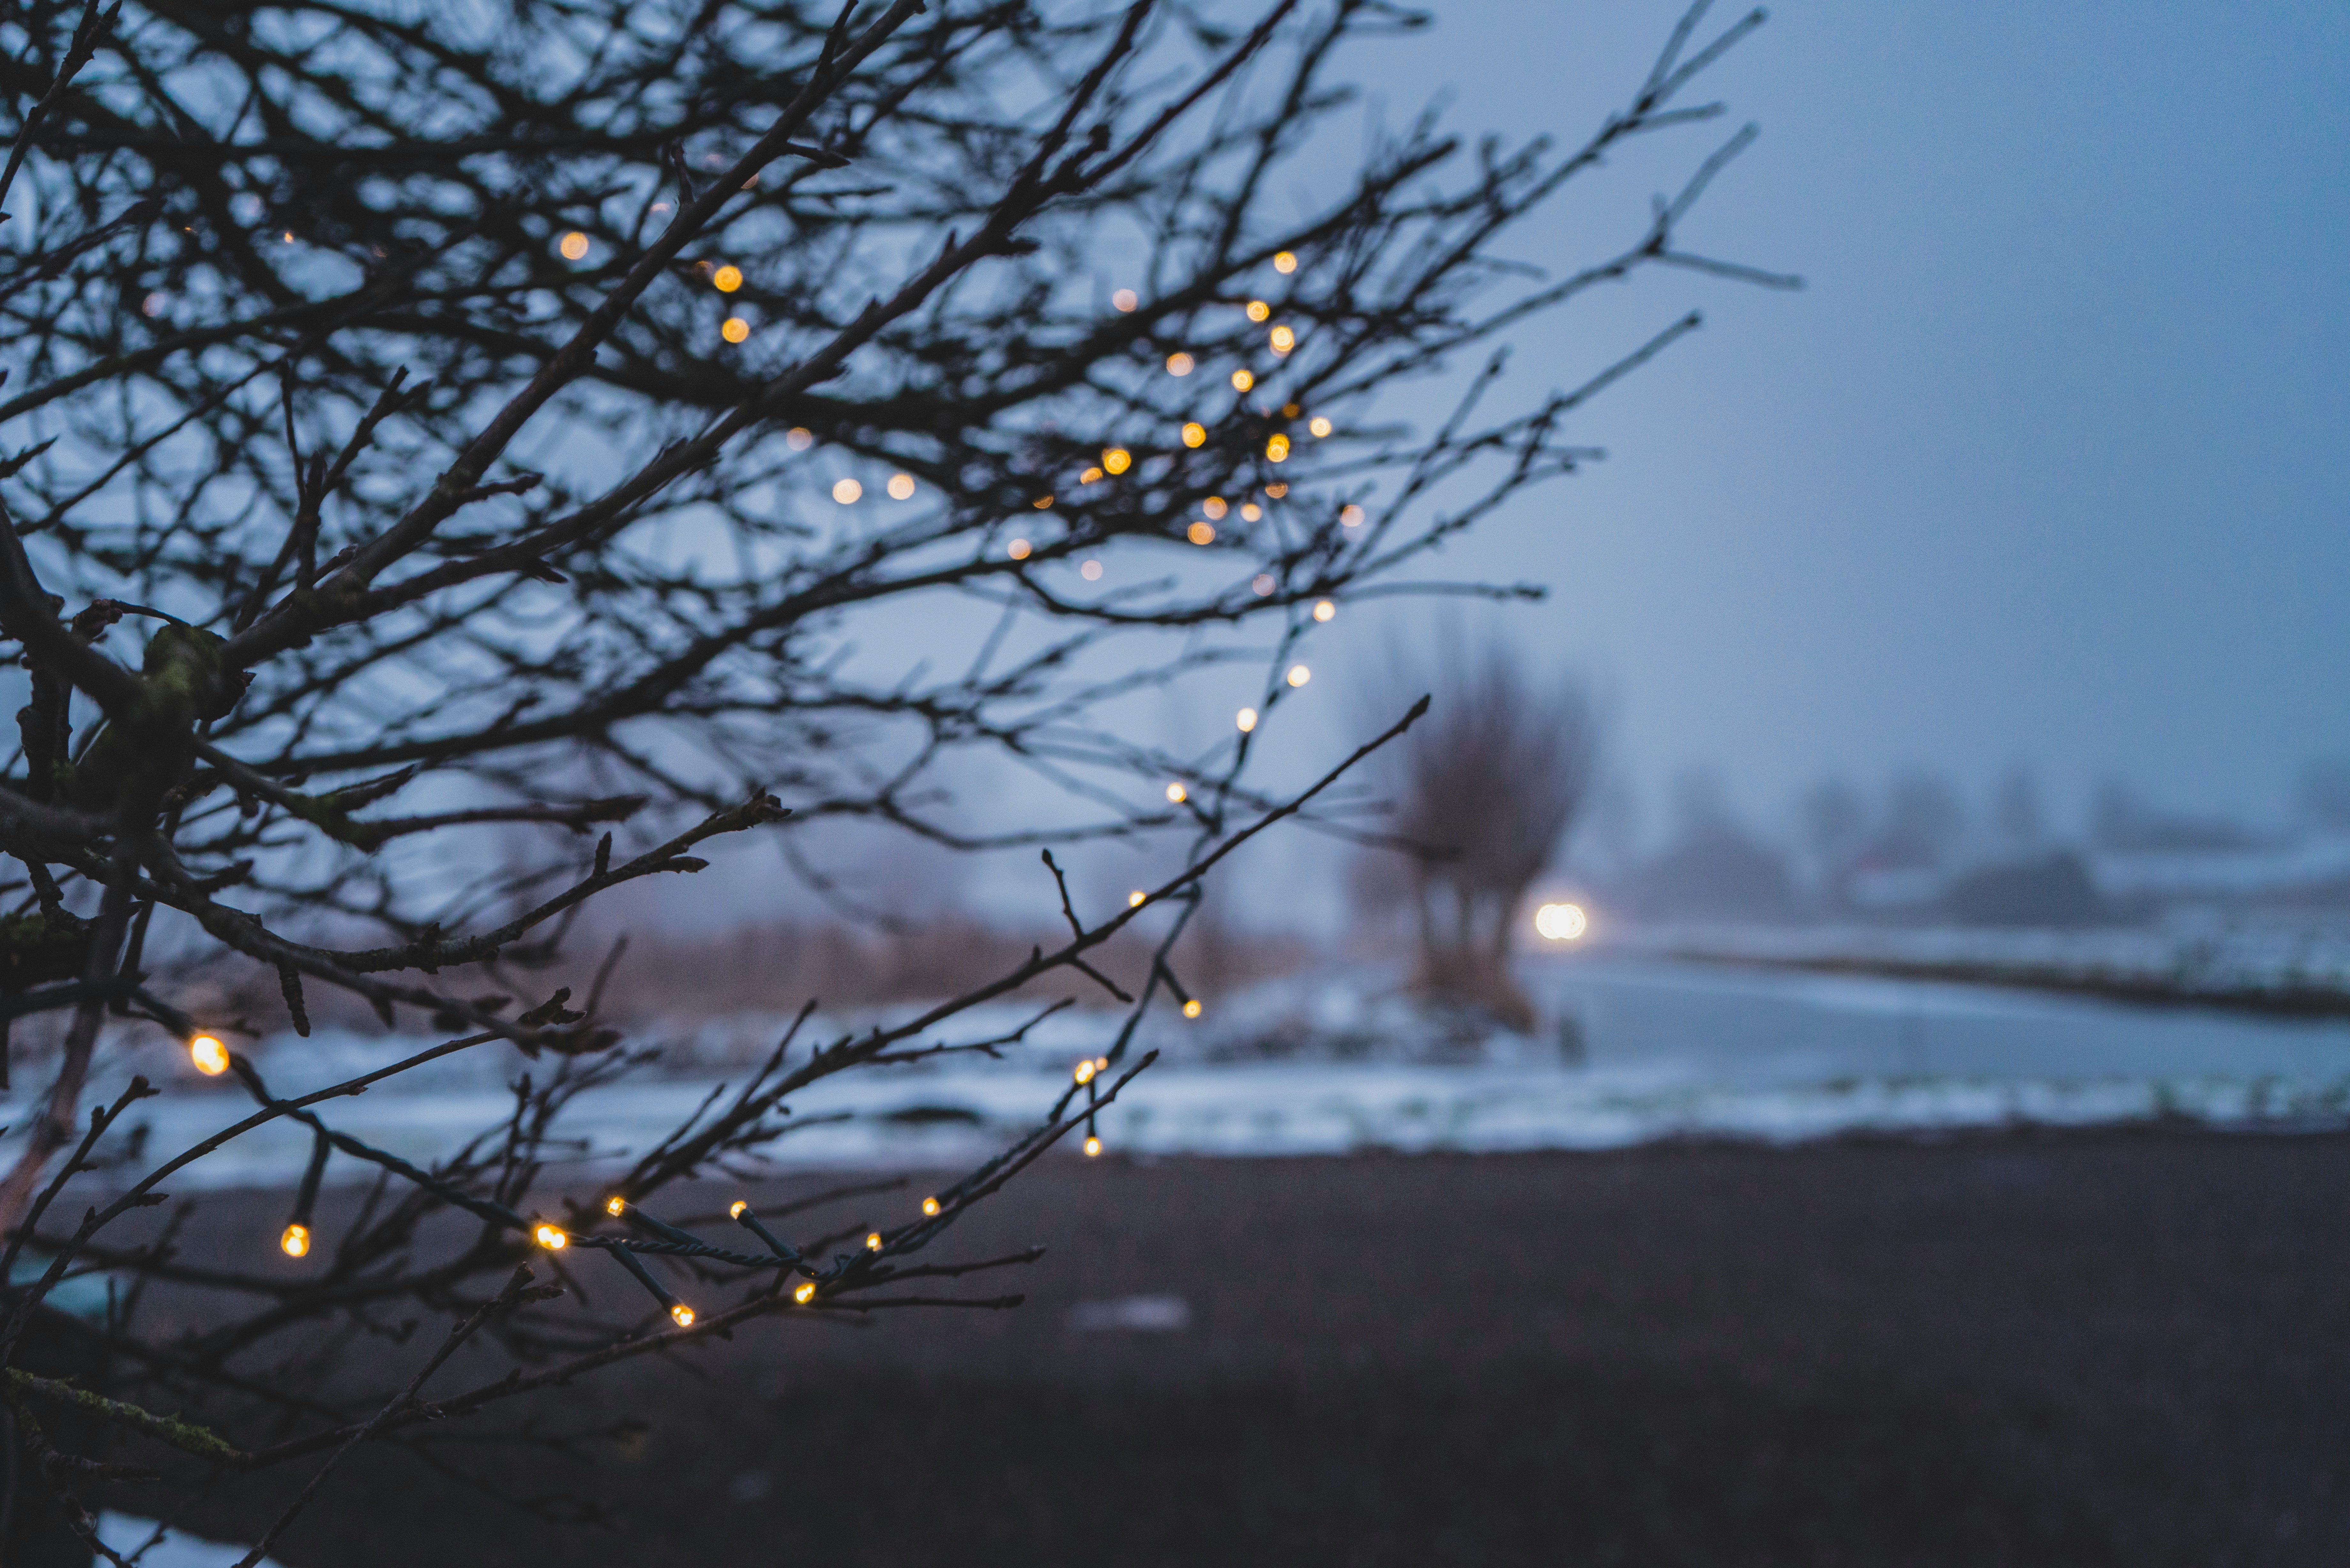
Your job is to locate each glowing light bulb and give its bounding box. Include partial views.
[1083,1136,1103,1158]
[1080,466,1103,484]
[1187,520,1217,546]
[713,264,743,292]
[1231,368,1255,391]
[1007,538,1032,560]
[1203,497,1228,520]
[1182,999,1203,1020]
[1251,573,1275,596]
[282,230,295,244]
[189,1035,230,1076]
[1273,250,1298,274]
[720,316,750,343]
[1286,664,1311,688]
[1033,495,1054,509]
[1127,891,1146,909]
[1102,448,1131,475]
[786,427,814,451]
[1096,1056,1109,1071]
[534,1224,567,1250]
[670,1303,696,1328]
[865,1232,883,1252]
[1080,559,1103,581]
[1166,353,1194,376]
[1309,417,1332,438]
[1269,326,1295,356]
[1181,422,1207,448]
[1074,1059,1097,1084]
[1240,503,1262,522]
[280,1224,309,1258]
[1112,288,1139,312]
[1265,433,1290,462]
[794,1280,817,1304]
[1236,707,1258,732]
[1534,902,1590,942]
[1246,300,1270,323]
[730,1200,748,1219]
[1340,504,1365,527]
[1265,483,1287,499]
[1166,781,1188,804]
[606,1195,626,1216]
[832,478,862,503]
[559,231,590,261]
[922,1196,942,1217]
[887,472,916,500]
[1313,599,1336,622]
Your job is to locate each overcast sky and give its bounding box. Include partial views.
[1303,0,2349,836]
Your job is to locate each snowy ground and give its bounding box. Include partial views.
[23,955,2350,1193]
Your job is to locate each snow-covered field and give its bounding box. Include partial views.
[25,955,2350,1192]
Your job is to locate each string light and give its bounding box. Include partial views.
[1187,520,1216,545]
[1313,599,1336,622]
[720,316,750,343]
[1183,999,1203,1019]
[1265,483,1287,498]
[1084,1136,1103,1158]
[1231,368,1255,391]
[1236,707,1258,732]
[1251,573,1275,595]
[1203,497,1228,519]
[1102,448,1131,475]
[1269,326,1294,355]
[1112,288,1139,312]
[832,478,862,503]
[1080,466,1103,484]
[1340,504,1366,527]
[1282,403,1301,418]
[282,230,295,244]
[922,1196,942,1217]
[1033,495,1054,509]
[887,472,916,500]
[794,1280,818,1304]
[1265,433,1289,462]
[1273,250,1298,274]
[786,427,814,451]
[1535,902,1590,942]
[1181,422,1206,448]
[865,1232,884,1251]
[1008,538,1033,559]
[1096,1056,1109,1071]
[188,1034,230,1076]
[730,1200,749,1219]
[1127,891,1146,908]
[280,1224,309,1258]
[713,264,743,292]
[1080,559,1103,580]
[670,1303,696,1328]
[1166,353,1194,376]
[1240,502,1262,522]
[558,231,590,260]
[1309,417,1332,438]
[1246,300,1270,323]
[1165,782,1188,803]
[1074,1059,1098,1084]
[534,1223,567,1250]
[1286,664,1311,688]
[606,1195,626,1216]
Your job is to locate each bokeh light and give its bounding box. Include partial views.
[832,478,862,503]
[1534,902,1590,942]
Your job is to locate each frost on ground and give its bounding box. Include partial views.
[16,956,2350,1192]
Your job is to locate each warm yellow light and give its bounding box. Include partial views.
[1080,559,1104,581]
[1127,891,1146,909]
[1096,1056,1109,1071]
[865,1232,883,1252]
[1246,300,1270,323]
[606,1195,626,1216]
[1265,433,1289,462]
[721,316,750,343]
[1008,538,1033,560]
[189,1035,230,1077]
[1265,483,1287,498]
[1236,707,1258,732]
[794,1280,818,1304]
[1102,448,1132,475]
[922,1196,942,1217]
[832,477,862,503]
[1240,503,1262,522]
[1282,403,1301,418]
[887,472,916,500]
[730,1200,748,1219]
[1231,368,1255,392]
[670,1303,696,1328]
[1251,573,1275,596]
[1273,250,1298,274]
[1269,326,1295,355]
[280,1224,309,1258]
[1313,599,1336,622]
[1182,999,1203,1020]
[1112,288,1139,312]
[1187,520,1217,546]
[1080,466,1103,484]
[713,264,744,292]
[1286,664,1311,688]
[1203,496,1228,520]
[1074,1059,1098,1084]
[1083,1136,1103,1158]
[282,230,295,244]
[1340,504,1366,527]
[1534,902,1590,942]
[559,230,590,261]
[1309,417,1332,438]
[534,1224,567,1250]
[1033,495,1054,509]
[1181,422,1207,448]
[1166,353,1194,376]
[1166,781,1188,803]
[786,427,814,451]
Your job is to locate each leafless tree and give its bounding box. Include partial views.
[0,0,1787,1557]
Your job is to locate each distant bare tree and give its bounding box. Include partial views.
[1363,634,1600,1030]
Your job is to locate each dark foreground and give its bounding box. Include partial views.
[167,1133,2350,1565]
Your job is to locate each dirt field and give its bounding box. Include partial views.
[124,1130,2350,1565]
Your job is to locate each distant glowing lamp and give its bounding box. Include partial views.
[1534,902,1589,943]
